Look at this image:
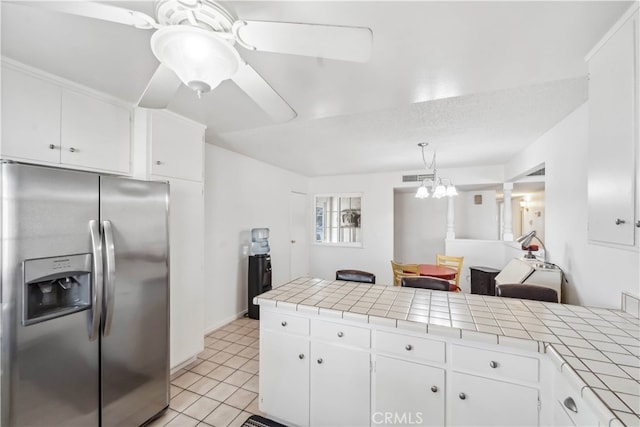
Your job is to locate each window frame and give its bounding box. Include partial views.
[313,193,363,248]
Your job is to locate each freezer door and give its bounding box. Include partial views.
[100,176,169,426]
[1,163,100,426]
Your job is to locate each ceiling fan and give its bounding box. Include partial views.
[24,0,374,122]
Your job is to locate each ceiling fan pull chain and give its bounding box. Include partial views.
[232,21,256,51]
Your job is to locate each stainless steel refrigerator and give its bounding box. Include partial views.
[0,162,170,426]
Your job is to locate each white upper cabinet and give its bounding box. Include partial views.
[149,110,204,182]
[1,66,62,164]
[61,90,131,174]
[586,7,639,246]
[1,61,132,174]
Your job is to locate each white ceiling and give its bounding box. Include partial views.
[1,1,633,176]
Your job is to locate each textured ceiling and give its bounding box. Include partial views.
[1,1,633,176]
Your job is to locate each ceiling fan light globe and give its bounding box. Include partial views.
[151,25,241,95]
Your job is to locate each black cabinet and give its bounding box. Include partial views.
[248,255,272,319]
[470,266,501,296]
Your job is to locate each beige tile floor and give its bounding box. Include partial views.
[148,317,264,427]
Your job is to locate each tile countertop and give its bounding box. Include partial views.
[254,277,640,426]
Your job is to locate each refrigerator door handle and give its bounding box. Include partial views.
[102,220,116,336]
[89,220,103,341]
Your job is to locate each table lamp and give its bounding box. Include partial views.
[516,230,550,266]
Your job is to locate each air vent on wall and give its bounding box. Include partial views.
[527,168,545,177]
[402,173,435,183]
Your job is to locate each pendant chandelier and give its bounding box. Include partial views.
[414,142,458,199]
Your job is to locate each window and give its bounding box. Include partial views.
[315,194,362,246]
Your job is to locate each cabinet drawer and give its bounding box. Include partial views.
[261,310,309,335]
[452,344,539,383]
[376,330,445,363]
[311,319,370,348]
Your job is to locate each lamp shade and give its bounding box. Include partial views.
[151,26,241,94]
[516,230,536,247]
[415,184,429,199]
[432,182,446,199]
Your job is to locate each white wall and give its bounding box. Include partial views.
[505,103,639,308]
[204,145,308,331]
[394,190,447,264]
[309,172,397,285]
[454,190,499,240]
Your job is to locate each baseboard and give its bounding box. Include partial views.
[170,355,198,375]
[204,310,249,336]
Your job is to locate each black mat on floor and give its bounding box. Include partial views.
[243,415,288,427]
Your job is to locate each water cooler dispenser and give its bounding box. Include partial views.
[248,228,272,319]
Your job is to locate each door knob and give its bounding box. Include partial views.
[48,144,56,150]
[337,331,344,338]
[291,240,296,244]
[405,344,413,351]
[68,147,76,153]
[489,361,498,368]
[615,218,626,225]
[459,393,467,400]
[281,321,287,327]
[636,220,640,228]
[298,353,305,360]
[430,386,438,393]
[317,358,323,364]
[155,160,163,165]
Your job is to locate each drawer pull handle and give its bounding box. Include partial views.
[281,321,287,327]
[405,344,413,351]
[155,160,163,165]
[337,331,344,338]
[48,144,56,150]
[317,358,323,364]
[459,393,466,400]
[68,147,77,153]
[563,397,578,413]
[430,386,438,393]
[615,218,626,225]
[489,361,498,369]
[298,353,305,360]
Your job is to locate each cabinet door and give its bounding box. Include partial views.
[165,178,205,368]
[587,16,636,245]
[150,111,204,182]
[374,356,444,426]
[1,67,61,163]
[450,372,538,426]
[61,90,130,173]
[259,328,310,427]
[310,342,370,427]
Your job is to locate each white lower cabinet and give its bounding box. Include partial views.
[259,328,310,427]
[259,311,370,427]
[310,341,371,427]
[258,308,618,427]
[450,372,539,426]
[373,356,445,426]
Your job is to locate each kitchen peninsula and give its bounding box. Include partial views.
[255,278,639,427]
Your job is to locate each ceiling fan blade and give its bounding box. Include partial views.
[231,63,296,122]
[137,64,183,109]
[234,21,373,63]
[22,1,158,29]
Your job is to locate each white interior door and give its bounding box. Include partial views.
[289,191,310,280]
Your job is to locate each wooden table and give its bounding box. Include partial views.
[418,264,457,280]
